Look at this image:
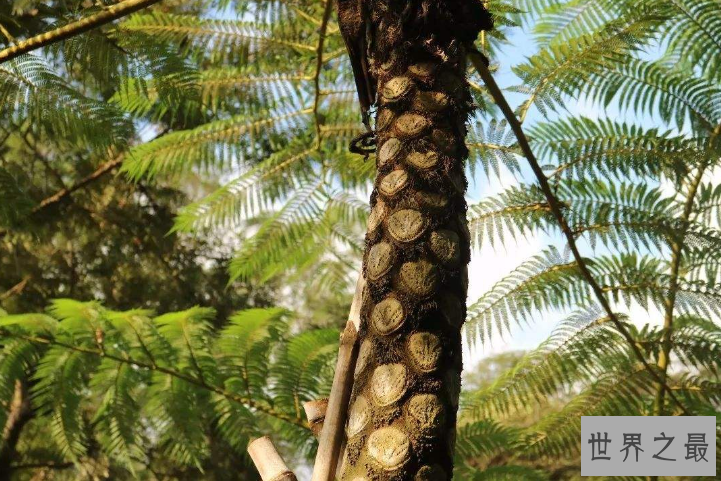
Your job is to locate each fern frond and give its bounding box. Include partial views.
[228,180,326,282]
[119,12,316,61]
[584,58,721,132]
[218,308,289,402]
[532,0,626,46]
[655,0,721,82]
[172,141,317,232]
[465,308,626,418]
[122,107,312,180]
[0,55,132,150]
[522,369,652,459]
[529,117,701,181]
[466,119,522,179]
[464,247,584,346]
[513,14,663,117]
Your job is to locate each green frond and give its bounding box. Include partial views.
[655,0,721,82]
[582,58,721,132]
[529,117,701,180]
[557,179,675,252]
[218,308,289,401]
[145,370,211,468]
[467,183,551,248]
[119,12,316,61]
[172,140,317,232]
[228,181,328,282]
[122,106,312,180]
[464,247,584,346]
[154,307,217,381]
[90,359,147,471]
[466,119,522,179]
[0,312,58,334]
[464,465,550,481]
[512,14,664,117]
[271,328,339,454]
[212,393,259,455]
[522,370,652,459]
[455,419,524,461]
[465,308,627,418]
[0,55,133,150]
[532,0,626,46]
[32,346,98,462]
[668,315,721,374]
[0,338,42,430]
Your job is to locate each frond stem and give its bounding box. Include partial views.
[312,0,335,148]
[654,164,707,417]
[0,0,164,64]
[3,331,308,430]
[469,47,691,416]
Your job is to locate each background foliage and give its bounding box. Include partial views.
[0,0,720,479]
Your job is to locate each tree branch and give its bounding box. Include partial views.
[0,156,124,240]
[32,155,124,213]
[468,48,690,416]
[312,0,334,146]
[0,277,30,302]
[654,165,706,417]
[0,0,164,64]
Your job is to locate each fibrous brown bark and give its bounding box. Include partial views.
[337,1,492,479]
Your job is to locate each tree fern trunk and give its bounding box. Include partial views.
[339,2,491,479]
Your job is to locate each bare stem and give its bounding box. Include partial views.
[311,321,359,481]
[312,0,334,146]
[247,436,297,481]
[303,398,329,438]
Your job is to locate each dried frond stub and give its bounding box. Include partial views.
[378,137,403,167]
[406,150,439,170]
[371,297,406,335]
[370,363,408,406]
[407,332,442,372]
[394,113,431,138]
[366,242,395,281]
[396,259,440,297]
[379,169,410,197]
[382,76,414,103]
[387,209,427,243]
[367,426,411,471]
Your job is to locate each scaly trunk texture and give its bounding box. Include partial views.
[338,1,491,479]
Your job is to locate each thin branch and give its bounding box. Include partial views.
[468,48,690,416]
[0,277,30,302]
[32,155,124,213]
[9,462,73,471]
[0,0,164,64]
[312,0,334,147]
[1,331,308,429]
